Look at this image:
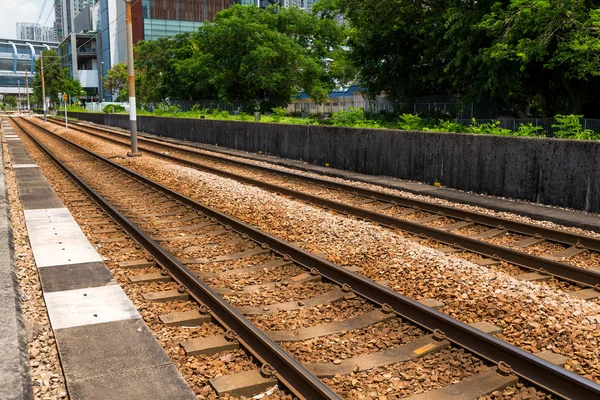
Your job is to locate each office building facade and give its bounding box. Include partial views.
[0,38,58,97]
[16,23,58,43]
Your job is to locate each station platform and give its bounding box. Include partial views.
[0,121,32,399]
[0,118,195,400]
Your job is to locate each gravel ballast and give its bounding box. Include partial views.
[49,126,600,385]
[20,120,600,391]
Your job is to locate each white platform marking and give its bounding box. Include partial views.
[12,163,38,168]
[44,285,140,330]
[24,208,103,267]
[5,138,20,141]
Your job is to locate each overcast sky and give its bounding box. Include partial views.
[0,0,55,39]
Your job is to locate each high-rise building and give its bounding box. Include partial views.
[16,23,58,42]
[54,0,64,39]
[283,0,317,11]
[255,0,318,10]
[58,0,97,40]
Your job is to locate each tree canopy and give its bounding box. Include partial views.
[32,50,83,107]
[314,0,600,117]
[104,63,128,102]
[135,5,345,110]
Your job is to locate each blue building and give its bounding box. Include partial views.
[0,39,58,97]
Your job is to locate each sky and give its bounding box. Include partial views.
[0,0,55,39]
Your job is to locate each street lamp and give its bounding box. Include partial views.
[324,57,346,111]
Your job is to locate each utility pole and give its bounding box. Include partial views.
[25,70,31,115]
[17,80,21,114]
[41,52,47,121]
[124,0,140,157]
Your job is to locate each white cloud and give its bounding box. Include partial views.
[0,0,55,39]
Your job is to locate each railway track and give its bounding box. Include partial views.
[12,116,600,398]
[41,116,600,294]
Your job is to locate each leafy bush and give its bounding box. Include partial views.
[397,114,427,130]
[237,112,254,121]
[515,123,545,137]
[270,107,287,122]
[552,114,599,140]
[468,119,512,135]
[103,104,126,113]
[331,107,381,128]
[66,105,86,112]
[96,106,598,140]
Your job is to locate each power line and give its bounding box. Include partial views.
[37,0,50,25]
[42,2,56,27]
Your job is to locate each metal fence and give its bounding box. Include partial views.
[288,99,506,119]
[170,100,244,112]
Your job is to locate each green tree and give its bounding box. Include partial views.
[103,63,128,102]
[136,34,201,104]
[198,5,344,110]
[60,71,83,103]
[316,0,600,117]
[31,50,84,108]
[479,0,600,115]
[3,95,16,108]
[32,50,64,106]
[134,5,344,110]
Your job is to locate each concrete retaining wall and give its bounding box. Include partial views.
[64,112,600,213]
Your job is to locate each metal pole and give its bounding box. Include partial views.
[125,0,140,157]
[41,52,47,121]
[25,70,31,115]
[342,65,346,111]
[100,61,104,102]
[18,80,21,114]
[64,98,68,130]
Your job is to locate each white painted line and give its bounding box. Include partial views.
[5,138,20,141]
[44,285,140,330]
[24,208,103,267]
[12,163,38,168]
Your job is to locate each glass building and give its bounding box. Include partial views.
[0,39,57,96]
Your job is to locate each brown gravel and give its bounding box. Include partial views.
[281,318,425,363]
[11,121,292,399]
[75,119,600,241]
[2,129,68,399]
[38,123,600,385]
[204,264,305,289]
[20,118,576,398]
[248,298,376,331]
[53,119,600,287]
[324,348,487,399]
[223,282,338,307]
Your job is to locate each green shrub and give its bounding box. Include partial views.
[515,123,545,137]
[331,107,380,127]
[552,114,599,140]
[103,104,126,113]
[467,119,512,135]
[397,114,427,130]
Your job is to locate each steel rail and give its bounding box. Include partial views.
[44,116,600,252]
[38,117,600,289]
[18,117,600,399]
[11,117,341,400]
